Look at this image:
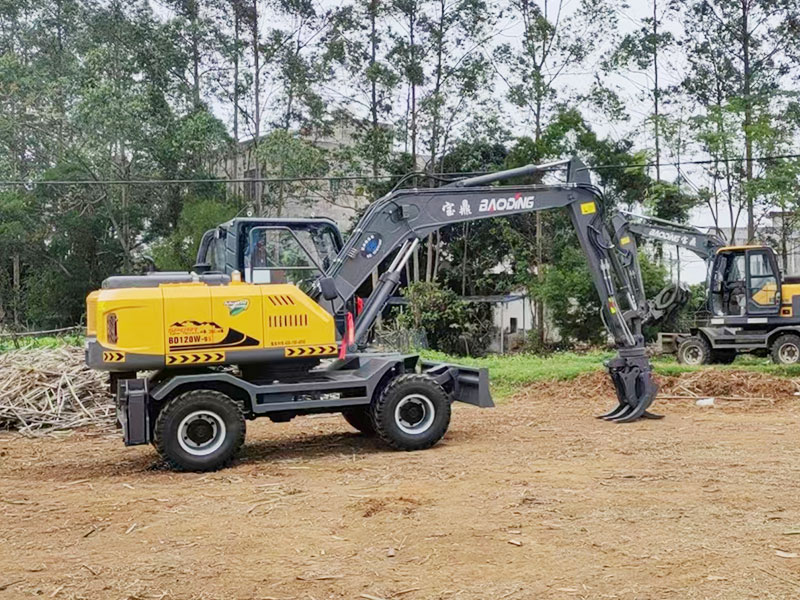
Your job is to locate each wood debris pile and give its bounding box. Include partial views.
[0,347,112,435]
[658,369,799,401]
[521,368,799,409]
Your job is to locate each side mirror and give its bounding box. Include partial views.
[318,277,339,301]
[193,262,211,274]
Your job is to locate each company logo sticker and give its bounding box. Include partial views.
[478,193,535,213]
[644,228,697,246]
[224,299,249,316]
[360,233,383,259]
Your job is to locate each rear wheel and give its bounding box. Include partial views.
[677,335,711,365]
[342,407,375,435]
[710,350,736,365]
[771,334,800,365]
[371,374,451,451]
[154,389,245,472]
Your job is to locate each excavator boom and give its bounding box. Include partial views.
[319,157,670,422]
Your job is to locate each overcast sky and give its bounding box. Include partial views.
[152,0,788,284]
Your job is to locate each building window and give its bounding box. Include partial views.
[509,317,518,334]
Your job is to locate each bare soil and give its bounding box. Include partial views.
[2,371,800,600]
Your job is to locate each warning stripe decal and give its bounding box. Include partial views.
[267,295,296,306]
[166,352,226,365]
[103,351,126,362]
[284,344,338,358]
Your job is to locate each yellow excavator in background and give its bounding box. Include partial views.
[622,213,800,365]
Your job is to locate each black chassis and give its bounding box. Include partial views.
[692,314,800,352]
[116,353,491,446]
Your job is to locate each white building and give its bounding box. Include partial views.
[208,115,393,225]
[719,212,800,275]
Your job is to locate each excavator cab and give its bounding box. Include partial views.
[194,217,344,285]
[709,247,781,317]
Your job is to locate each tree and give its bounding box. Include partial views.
[605,0,675,180]
[255,129,328,216]
[678,0,800,241]
[494,0,618,346]
[326,0,399,182]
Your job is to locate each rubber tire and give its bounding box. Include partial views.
[371,374,451,451]
[711,350,736,365]
[677,335,712,365]
[154,389,245,472]
[771,333,800,365]
[342,408,376,436]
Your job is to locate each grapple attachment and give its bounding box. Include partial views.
[598,347,662,423]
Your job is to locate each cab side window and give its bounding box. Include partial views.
[203,235,226,272]
[748,251,779,307]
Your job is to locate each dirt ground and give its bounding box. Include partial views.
[2,372,800,600]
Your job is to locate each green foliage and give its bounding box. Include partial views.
[537,247,669,345]
[152,193,244,270]
[535,246,604,344]
[395,281,494,356]
[256,129,329,215]
[421,349,800,400]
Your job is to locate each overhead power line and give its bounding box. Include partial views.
[0,154,798,187]
[0,171,489,187]
[588,153,800,172]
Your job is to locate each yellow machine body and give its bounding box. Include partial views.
[86,280,337,371]
[780,283,800,317]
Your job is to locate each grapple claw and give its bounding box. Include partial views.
[601,403,630,421]
[603,348,659,424]
[596,402,626,419]
[641,410,663,420]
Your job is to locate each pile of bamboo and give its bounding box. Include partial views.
[0,347,112,436]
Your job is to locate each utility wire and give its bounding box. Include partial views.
[0,171,490,187]
[1,154,798,187]
[587,153,800,172]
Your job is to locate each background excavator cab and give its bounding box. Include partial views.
[709,247,781,317]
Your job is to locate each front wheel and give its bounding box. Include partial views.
[771,334,800,365]
[677,335,711,365]
[371,374,451,451]
[154,389,245,472]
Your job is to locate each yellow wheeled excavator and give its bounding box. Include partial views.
[85,157,683,471]
[621,213,800,365]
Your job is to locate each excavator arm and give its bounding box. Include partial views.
[319,157,665,422]
[618,211,726,261]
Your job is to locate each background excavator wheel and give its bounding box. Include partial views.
[771,333,800,365]
[371,374,451,451]
[710,350,736,365]
[677,335,711,365]
[154,389,245,472]
[341,408,376,435]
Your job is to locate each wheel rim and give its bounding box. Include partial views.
[177,410,227,456]
[779,342,800,363]
[682,344,704,365]
[394,394,435,435]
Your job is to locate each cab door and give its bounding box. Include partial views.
[746,249,781,316]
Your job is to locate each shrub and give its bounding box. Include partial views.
[394,282,494,356]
